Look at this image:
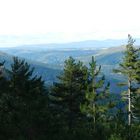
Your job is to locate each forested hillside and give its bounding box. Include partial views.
[0,40,132,93]
[0,35,140,139]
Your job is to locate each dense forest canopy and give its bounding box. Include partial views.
[0,35,140,140]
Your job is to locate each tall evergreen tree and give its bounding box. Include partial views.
[114,34,140,125]
[132,53,140,122]
[0,60,12,139]
[81,56,112,132]
[0,57,48,139]
[0,60,9,93]
[50,56,88,132]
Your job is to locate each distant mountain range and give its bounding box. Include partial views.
[1,38,140,50]
[0,39,140,93]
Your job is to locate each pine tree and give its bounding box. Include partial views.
[132,53,140,122]
[0,60,9,93]
[50,56,88,132]
[81,56,112,132]
[0,57,48,139]
[113,35,140,126]
[0,60,12,139]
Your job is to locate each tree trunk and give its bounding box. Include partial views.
[92,74,96,131]
[128,79,131,126]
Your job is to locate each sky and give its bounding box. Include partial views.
[0,0,140,47]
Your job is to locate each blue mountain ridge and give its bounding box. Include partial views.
[1,38,140,93]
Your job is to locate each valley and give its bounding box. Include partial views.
[0,40,135,93]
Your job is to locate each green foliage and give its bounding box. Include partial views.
[0,57,50,139]
[0,35,140,139]
[114,35,140,125]
[50,56,88,131]
[81,56,113,124]
[113,35,140,81]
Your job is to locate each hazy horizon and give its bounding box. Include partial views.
[0,33,140,48]
[0,0,140,47]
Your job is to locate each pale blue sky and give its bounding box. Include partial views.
[0,0,140,47]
